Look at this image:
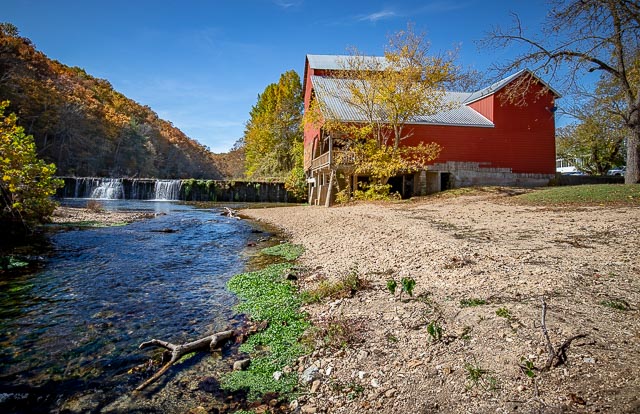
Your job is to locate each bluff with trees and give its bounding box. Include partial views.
[0,23,227,179]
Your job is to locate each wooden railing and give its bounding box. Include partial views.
[310,150,355,170]
[310,152,330,170]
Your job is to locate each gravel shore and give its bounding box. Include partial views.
[51,206,156,226]
[242,190,640,413]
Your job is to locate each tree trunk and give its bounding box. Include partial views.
[625,126,639,184]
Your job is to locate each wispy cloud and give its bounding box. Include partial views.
[418,1,470,14]
[346,2,469,25]
[357,9,397,23]
[273,0,303,9]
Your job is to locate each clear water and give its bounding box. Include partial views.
[0,200,265,412]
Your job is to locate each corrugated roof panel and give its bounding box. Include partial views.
[463,70,526,104]
[307,54,388,71]
[464,69,561,103]
[311,76,493,127]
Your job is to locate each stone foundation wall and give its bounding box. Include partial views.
[423,162,554,193]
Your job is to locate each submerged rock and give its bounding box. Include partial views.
[233,359,251,371]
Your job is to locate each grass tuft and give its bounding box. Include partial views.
[600,298,630,311]
[301,267,369,304]
[460,298,487,308]
[464,359,498,391]
[302,315,366,350]
[495,307,511,319]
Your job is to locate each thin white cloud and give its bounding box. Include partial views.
[347,2,469,25]
[357,9,397,22]
[418,1,470,13]
[273,0,303,9]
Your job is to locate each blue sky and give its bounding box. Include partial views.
[4,0,553,153]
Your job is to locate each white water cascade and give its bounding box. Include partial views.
[88,178,125,199]
[153,180,182,201]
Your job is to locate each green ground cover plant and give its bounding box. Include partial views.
[464,359,498,391]
[495,307,511,319]
[260,242,305,261]
[222,262,310,400]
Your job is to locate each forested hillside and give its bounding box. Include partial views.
[0,23,227,179]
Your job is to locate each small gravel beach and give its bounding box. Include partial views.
[243,190,640,413]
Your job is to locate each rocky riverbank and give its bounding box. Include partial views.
[242,190,640,413]
[51,205,156,226]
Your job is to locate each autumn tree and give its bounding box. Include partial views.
[0,101,62,233]
[483,0,640,184]
[306,25,452,196]
[243,70,303,181]
[556,74,627,174]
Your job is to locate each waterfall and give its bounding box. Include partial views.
[153,180,182,201]
[89,178,125,199]
[56,177,299,202]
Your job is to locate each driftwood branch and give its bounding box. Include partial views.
[135,330,234,391]
[540,297,587,371]
[222,207,240,219]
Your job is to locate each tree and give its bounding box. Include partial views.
[306,25,451,194]
[243,70,303,179]
[0,101,62,232]
[284,140,307,199]
[482,0,640,184]
[556,122,626,175]
[556,74,627,174]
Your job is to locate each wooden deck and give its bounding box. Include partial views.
[310,151,355,171]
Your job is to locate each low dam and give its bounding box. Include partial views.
[55,177,300,203]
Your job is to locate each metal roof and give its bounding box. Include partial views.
[464,69,562,104]
[311,76,494,127]
[307,54,388,71]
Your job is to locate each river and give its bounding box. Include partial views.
[0,200,273,413]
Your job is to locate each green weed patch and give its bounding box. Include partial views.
[0,256,29,270]
[260,243,304,261]
[460,298,487,308]
[222,262,310,400]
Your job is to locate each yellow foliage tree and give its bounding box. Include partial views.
[0,101,62,230]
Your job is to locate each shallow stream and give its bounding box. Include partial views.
[0,200,272,412]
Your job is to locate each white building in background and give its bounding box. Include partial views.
[556,158,586,173]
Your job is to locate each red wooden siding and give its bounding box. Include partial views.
[468,95,494,122]
[401,84,556,174]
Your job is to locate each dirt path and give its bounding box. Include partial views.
[243,192,640,413]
